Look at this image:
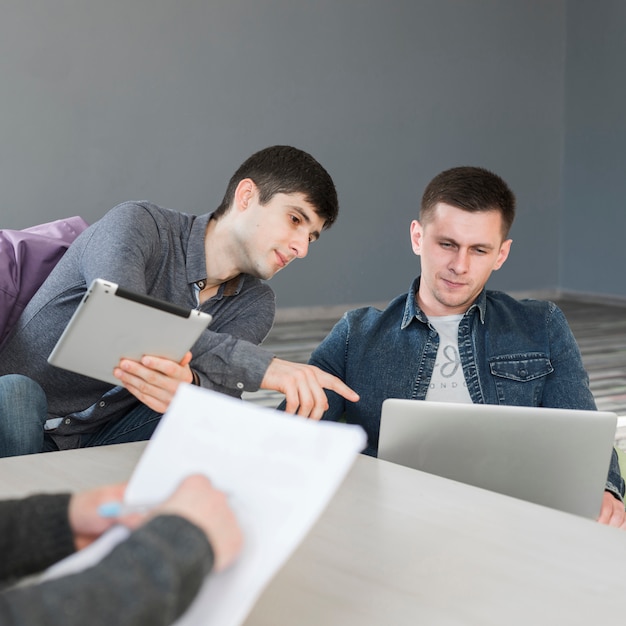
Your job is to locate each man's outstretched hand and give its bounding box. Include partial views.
[260,358,359,420]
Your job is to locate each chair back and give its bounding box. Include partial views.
[0,216,89,344]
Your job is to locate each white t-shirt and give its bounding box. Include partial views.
[425,314,472,403]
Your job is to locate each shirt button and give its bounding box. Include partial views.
[519,369,527,377]
[64,418,71,425]
[236,382,244,390]
[99,401,106,408]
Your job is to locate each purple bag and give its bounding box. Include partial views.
[0,216,89,343]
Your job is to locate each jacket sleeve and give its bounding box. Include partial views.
[0,494,75,585]
[606,448,625,501]
[542,303,625,499]
[0,515,214,626]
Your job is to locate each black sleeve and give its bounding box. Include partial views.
[0,515,215,626]
[0,494,75,585]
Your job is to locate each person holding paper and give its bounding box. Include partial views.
[0,474,242,625]
[296,165,626,528]
[0,145,358,457]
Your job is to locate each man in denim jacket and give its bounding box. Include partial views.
[308,166,626,528]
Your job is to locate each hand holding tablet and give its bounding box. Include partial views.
[48,279,212,386]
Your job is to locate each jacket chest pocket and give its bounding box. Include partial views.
[489,355,554,382]
[489,355,553,404]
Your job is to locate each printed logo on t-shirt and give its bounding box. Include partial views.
[426,314,471,403]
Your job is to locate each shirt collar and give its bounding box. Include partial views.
[186,212,212,285]
[187,213,246,298]
[401,276,486,329]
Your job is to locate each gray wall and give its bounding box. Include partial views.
[562,1,626,299]
[3,1,618,309]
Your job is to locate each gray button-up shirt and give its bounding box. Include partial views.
[0,201,275,448]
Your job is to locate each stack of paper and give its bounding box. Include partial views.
[46,384,366,626]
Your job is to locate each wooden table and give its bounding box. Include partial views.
[2,443,626,625]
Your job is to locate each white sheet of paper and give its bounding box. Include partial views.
[45,384,366,626]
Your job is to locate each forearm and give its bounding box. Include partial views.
[543,305,625,497]
[606,448,625,501]
[0,515,214,626]
[192,332,274,393]
[191,281,276,394]
[0,494,75,585]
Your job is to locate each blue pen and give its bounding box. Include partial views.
[98,501,151,518]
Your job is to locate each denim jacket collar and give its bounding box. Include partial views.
[400,276,486,330]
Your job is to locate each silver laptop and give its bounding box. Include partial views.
[378,399,618,518]
[48,278,212,385]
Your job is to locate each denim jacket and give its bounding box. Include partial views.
[309,277,624,499]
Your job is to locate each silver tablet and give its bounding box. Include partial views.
[48,278,212,385]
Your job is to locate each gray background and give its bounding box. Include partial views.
[1,1,624,308]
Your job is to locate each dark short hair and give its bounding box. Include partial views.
[420,166,516,237]
[213,145,338,229]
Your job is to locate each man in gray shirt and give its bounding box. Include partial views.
[0,145,358,456]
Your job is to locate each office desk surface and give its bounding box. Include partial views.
[1,443,625,626]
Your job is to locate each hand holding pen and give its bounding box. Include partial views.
[69,474,243,571]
